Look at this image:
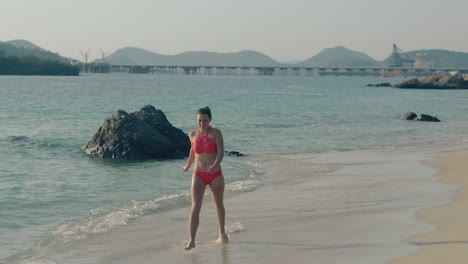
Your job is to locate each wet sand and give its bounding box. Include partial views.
[391,149,468,264]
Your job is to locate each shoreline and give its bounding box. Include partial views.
[20,146,461,264]
[390,149,468,264]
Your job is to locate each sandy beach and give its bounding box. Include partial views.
[391,149,468,264]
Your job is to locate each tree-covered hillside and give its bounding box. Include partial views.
[0,41,66,62]
[0,52,80,76]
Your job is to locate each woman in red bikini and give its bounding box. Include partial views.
[181,107,229,250]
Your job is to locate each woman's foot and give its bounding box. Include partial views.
[218,233,229,244]
[184,240,196,250]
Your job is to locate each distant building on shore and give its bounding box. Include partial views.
[414,53,436,68]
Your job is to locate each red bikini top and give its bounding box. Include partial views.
[193,131,217,154]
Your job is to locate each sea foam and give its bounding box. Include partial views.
[50,195,186,242]
[226,161,264,192]
[26,259,57,264]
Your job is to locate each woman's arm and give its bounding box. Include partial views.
[181,133,195,174]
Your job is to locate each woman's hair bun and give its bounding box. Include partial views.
[197,106,212,119]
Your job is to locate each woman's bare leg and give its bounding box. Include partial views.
[185,175,206,250]
[210,175,229,243]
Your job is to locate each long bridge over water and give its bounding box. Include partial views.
[84,64,468,77]
[83,44,468,77]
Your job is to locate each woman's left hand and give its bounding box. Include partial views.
[181,165,190,174]
[207,165,215,172]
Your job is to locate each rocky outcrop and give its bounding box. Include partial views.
[83,105,190,159]
[395,75,468,89]
[400,112,440,122]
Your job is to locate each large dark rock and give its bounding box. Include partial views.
[395,75,468,89]
[83,105,190,159]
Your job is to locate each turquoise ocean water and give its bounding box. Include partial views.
[1,74,468,263]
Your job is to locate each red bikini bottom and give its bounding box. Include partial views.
[194,170,222,184]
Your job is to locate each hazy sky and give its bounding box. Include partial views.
[2,0,468,62]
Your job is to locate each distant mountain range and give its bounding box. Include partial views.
[104,46,378,67]
[2,39,468,68]
[102,45,468,68]
[102,47,280,66]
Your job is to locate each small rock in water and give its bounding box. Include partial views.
[400,112,417,120]
[225,151,246,157]
[400,112,441,122]
[416,114,440,122]
[366,82,392,87]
